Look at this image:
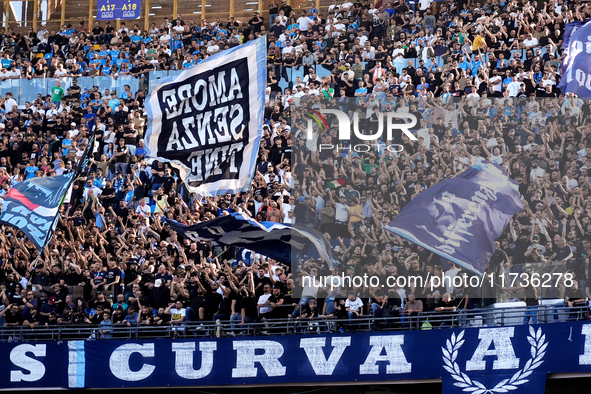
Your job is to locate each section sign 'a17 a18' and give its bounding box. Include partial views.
[97,0,140,20]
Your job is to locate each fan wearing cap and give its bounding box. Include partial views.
[39,294,59,324]
[69,121,80,138]
[92,291,112,310]
[293,194,313,224]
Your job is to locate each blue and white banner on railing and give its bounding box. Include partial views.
[144,37,266,197]
[4,323,591,391]
[384,160,524,275]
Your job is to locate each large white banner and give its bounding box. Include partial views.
[144,37,266,196]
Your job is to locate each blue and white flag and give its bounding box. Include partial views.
[0,174,73,251]
[562,20,586,52]
[385,161,524,275]
[559,19,591,96]
[0,133,96,251]
[144,38,267,197]
[165,213,339,268]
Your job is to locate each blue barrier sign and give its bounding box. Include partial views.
[97,0,141,20]
[2,323,591,392]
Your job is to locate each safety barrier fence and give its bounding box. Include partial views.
[1,303,587,342]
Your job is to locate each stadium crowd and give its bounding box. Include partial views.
[1,0,591,337]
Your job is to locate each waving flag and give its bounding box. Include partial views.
[165,213,339,268]
[0,175,73,250]
[384,161,523,275]
[559,19,591,96]
[0,133,96,251]
[144,37,266,197]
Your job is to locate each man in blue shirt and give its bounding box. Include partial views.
[84,107,97,132]
[1,54,12,69]
[107,92,120,113]
[458,55,471,71]
[384,2,396,17]
[109,44,121,60]
[502,70,513,89]
[130,30,142,44]
[97,44,110,66]
[123,305,138,327]
[471,54,483,76]
[135,140,147,157]
[24,159,39,179]
[89,53,102,68]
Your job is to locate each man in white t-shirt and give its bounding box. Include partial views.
[207,40,220,54]
[327,0,340,12]
[444,262,460,294]
[507,77,522,97]
[136,199,152,217]
[167,300,187,332]
[333,18,346,35]
[282,200,293,224]
[297,11,310,31]
[529,161,545,180]
[488,69,503,95]
[4,93,16,113]
[523,33,538,49]
[6,66,21,79]
[334,195,349,225]
[172,20,184,34]
[257,284,273,316]
[83,179,102,201]
[358,31,368,47]
[282,40,295,56]
[416,124,434,149]
[341,1,353,11]
[159,32,171,45]
[301,267,321,300]
[419,0,433,11]
[345,292,364,322]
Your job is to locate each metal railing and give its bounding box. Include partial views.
[1,304,588,342]
[0,75,141,105]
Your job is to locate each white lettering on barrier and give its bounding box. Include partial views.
[232,340,287,378]
[300,337,351,375]
[10,344,46,382]
[466,327,520,371]
[109,343,156,381]
[172,342,217,379]
[13,329,591,386]
[579,324,591,365]
[359,335,412,374]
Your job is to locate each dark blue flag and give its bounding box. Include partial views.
[165,213,338,268]
[384,161,524,275]
[559,19,591,96]
[562,20,586,52]
[76,132,96,174]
